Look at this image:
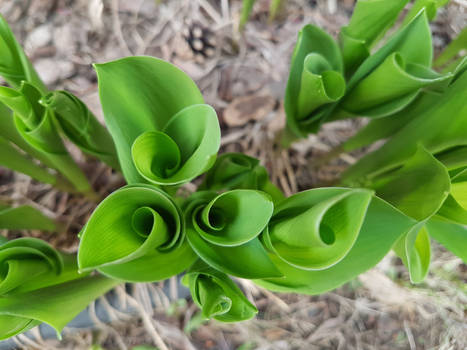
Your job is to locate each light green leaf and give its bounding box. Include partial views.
[132,104,220,185]
[0,15,46,93]
[262,188,373,270]
[200,152,284,203]
[78,184,196,282]
[339,0,410,75]
[403,0,450,25]
[39,91,120,170]
[255,193,417,294]
[94,56,204,183]
[0,83,91,192]
[426,218,467,262]
[434,26,467,69]
[353,146,450,283]
[0,204,57,231]
[0,275,119,340]
[340,52,451,117]
[341,68,467,183]
[0,137,58,185]
[182,260,257,322]
[239,0,257,31]
[184,190,281,279]
[284,24,344,137]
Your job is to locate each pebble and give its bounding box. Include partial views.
[25,24,52,53]
[34,58,75,85]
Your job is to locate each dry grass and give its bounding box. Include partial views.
[1,0,466,349]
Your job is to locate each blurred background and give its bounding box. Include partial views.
[0,0,466,349]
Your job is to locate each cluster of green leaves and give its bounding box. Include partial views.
[280,0,467,282]
[0,237,118,339]
[0,15,118,197]
[283,0,460,142]
[0,0,466,342]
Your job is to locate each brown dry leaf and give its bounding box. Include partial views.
[223,95,275,127]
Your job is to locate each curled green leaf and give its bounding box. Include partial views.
[284,25,344,137]
[39,91,120,170]
[184,190,280,279]
[182,260,257,322]
[0,83,91,192]
[78,184,196,282]
[262,188,373,270]
[132,104,220,185]
[339,0,410,75]
[200,152,284,203]
[94,56,205,183]
[340,52,451,117]
[255,191,417,294]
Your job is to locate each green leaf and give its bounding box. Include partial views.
[403,0,450,26]
[132,104,220,185]
[255,192,417,294]
[184,190,281,279]
[341,68,467,183]
[0,83,91,192]
[351,146,450,283]
[94,56,205,184]
[78,184,197,282]
[39,91,120,170]
[284,24,344,137]
[341,90,438,152]
[200,152,284,203]
[340,52,451,117]
[182,260,257,322]
[0,275,119,340]
[0,204,57,231]
[426,218,467,262]
[365,146,450,221]
[434,26,467,69]
[262,188,373,270]
[339,0,410,75]
[0,137,58,185]
[239,0,257,31]
[0,15,46,93]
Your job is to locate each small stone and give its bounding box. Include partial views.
[35,58,75,85]
[25,24,52,53]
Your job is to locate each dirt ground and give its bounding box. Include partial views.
[0,0,466,349]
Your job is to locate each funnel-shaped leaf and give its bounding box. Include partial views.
[182,260,257,322]
[0,204,58,231]
[339,0,409,75]
[132,104,220,185]
[255,191,417,294]
[39,91,119,170]
[184,190,280,279]
[0,275,119,340]
[284,25,344,137]
[262,188,372,270]
[94,56,205,183]
[0,15,46,93]
[200,153,284,203]
[78,184,196,281]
